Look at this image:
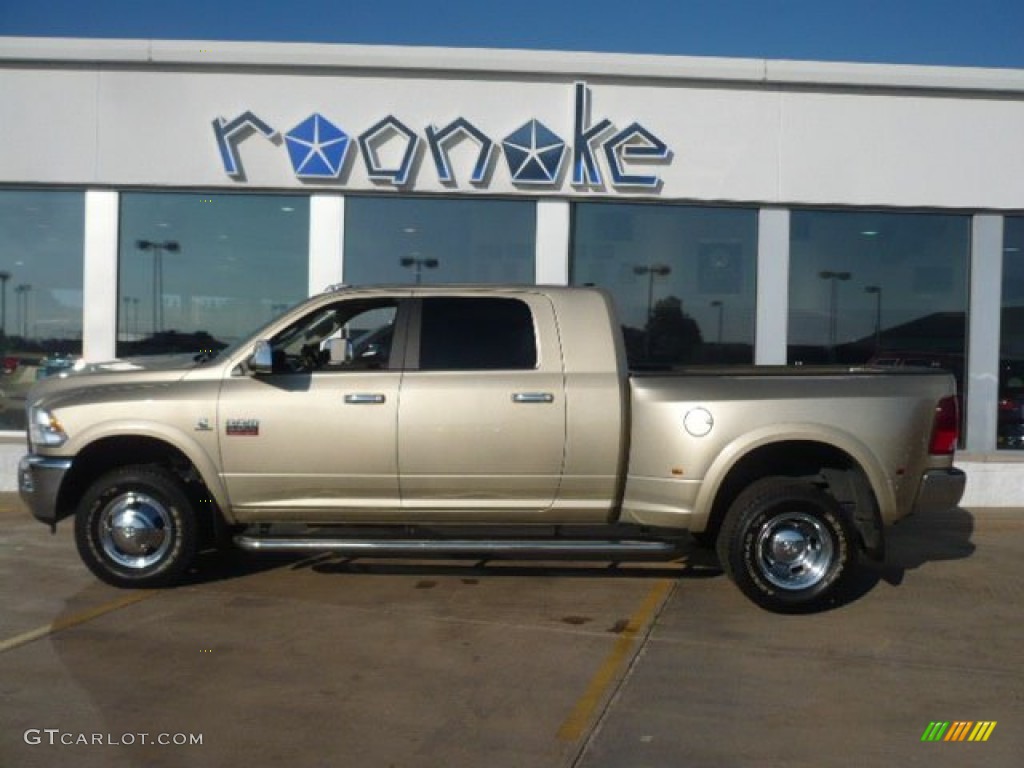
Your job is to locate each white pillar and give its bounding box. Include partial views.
[755,208,790,365]
[82,190,119,362]
[309,194,345,294]
[965,214,1003,452]
[535,200,571,285]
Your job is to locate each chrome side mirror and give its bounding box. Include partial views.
[248,340,274,374]
[325,337,352,365]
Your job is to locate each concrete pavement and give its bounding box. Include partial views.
[1,495,1021,767]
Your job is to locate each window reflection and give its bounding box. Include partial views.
[789,210,969,370]
[0,189,85,430]
[999,217,1024,450]
[343,197,535,285]
[118,193,309,356]
[571,202,757,367]
[788,210,970,442]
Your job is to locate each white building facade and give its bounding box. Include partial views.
[0,37,1022,504]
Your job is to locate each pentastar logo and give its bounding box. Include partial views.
[212,82,671,191]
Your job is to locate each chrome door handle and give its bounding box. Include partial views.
[344,393,386,404]
[512,392,554,404]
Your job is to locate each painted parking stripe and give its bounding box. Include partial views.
[0,591,156,655]
[557,578,675,741]
[0,552,332,655]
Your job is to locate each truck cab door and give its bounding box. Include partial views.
[397,294,567,518]
[218,296,410,520]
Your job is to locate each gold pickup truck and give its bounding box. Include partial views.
[18,285,965,612]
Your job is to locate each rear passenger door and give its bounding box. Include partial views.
[397,294,567,516]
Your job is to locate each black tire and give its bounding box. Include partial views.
[74,466,198,588]
[716,477,858,613]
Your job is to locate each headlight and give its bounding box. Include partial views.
[29,407,68,448]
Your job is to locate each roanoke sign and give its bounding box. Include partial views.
[213,82,671,191]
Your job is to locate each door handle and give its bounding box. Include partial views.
[344,393,386,404]
[512,392,554,404]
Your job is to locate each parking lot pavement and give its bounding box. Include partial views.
[577,507,1024,768]
[1,495,1022,768]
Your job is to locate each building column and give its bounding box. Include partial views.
[755,207,790,365]
[535,200,571,285]
[966,214,1003,452]
[82,190,119,362]
[309,194,345,294]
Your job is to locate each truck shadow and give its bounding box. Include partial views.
[301,554,721,581]
[832,506,976,608]
[180,507,975,609]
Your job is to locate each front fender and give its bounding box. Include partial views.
[66,420,232,520]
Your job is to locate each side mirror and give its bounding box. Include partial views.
[248,340,274,374]
[325,337,352,365]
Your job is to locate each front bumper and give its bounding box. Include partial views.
[18,454,73,526]
[912,467,967,515]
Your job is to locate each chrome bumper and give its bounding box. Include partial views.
[912,467,967,515]
[18,454,73,526]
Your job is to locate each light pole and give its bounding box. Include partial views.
[633,264,672,328]
[0,271,9,338]
[136,240,180,334]
[864,285,882,354]
[15,283,32,339]
[634,264,671,360]
[819,270,852,358]
[122,296,140,339]
[710,300,724,345]
[400,256,439,284]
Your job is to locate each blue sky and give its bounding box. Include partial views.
[1,0,1023,69]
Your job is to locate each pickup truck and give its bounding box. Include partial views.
[18,285,966,612]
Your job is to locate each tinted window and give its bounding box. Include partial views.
[571,202,757,367]
[788,210,969,373]
[0,189,85,430]
[419,298,536,371]
[344,197,536,285]
[118,192,308,357]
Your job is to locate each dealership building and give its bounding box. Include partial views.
[0,36,1022,504]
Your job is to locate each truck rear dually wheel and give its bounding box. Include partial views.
[716,477,857,613]
[75,466,198,588]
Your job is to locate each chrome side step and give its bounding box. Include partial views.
[233,535,680,558]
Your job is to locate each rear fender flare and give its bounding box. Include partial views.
[694,423,894,532]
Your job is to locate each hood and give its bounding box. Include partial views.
[27,354,201,410]
[71,353,202,375]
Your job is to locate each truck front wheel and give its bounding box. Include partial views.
[75,466,198,588]
[716,478,857,613]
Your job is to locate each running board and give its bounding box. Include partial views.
[233,535,681,558]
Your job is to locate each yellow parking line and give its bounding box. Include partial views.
[557,578,674,741]
[0,551,329,656]
[0,591,157,655]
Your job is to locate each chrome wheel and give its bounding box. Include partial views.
[98,491,174,570]
[717,477,857,612]
[77,466,200,588]
[754,512,834,591]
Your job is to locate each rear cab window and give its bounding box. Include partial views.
[418,297,537,371]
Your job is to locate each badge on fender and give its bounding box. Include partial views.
[226,418,260,436]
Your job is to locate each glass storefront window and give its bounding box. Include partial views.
[999,217,1024,450]
[343,197,535,285]
[571,202,757,367]
[118,193,309,356]
[788,210,969,371]
[0,189,85,430]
